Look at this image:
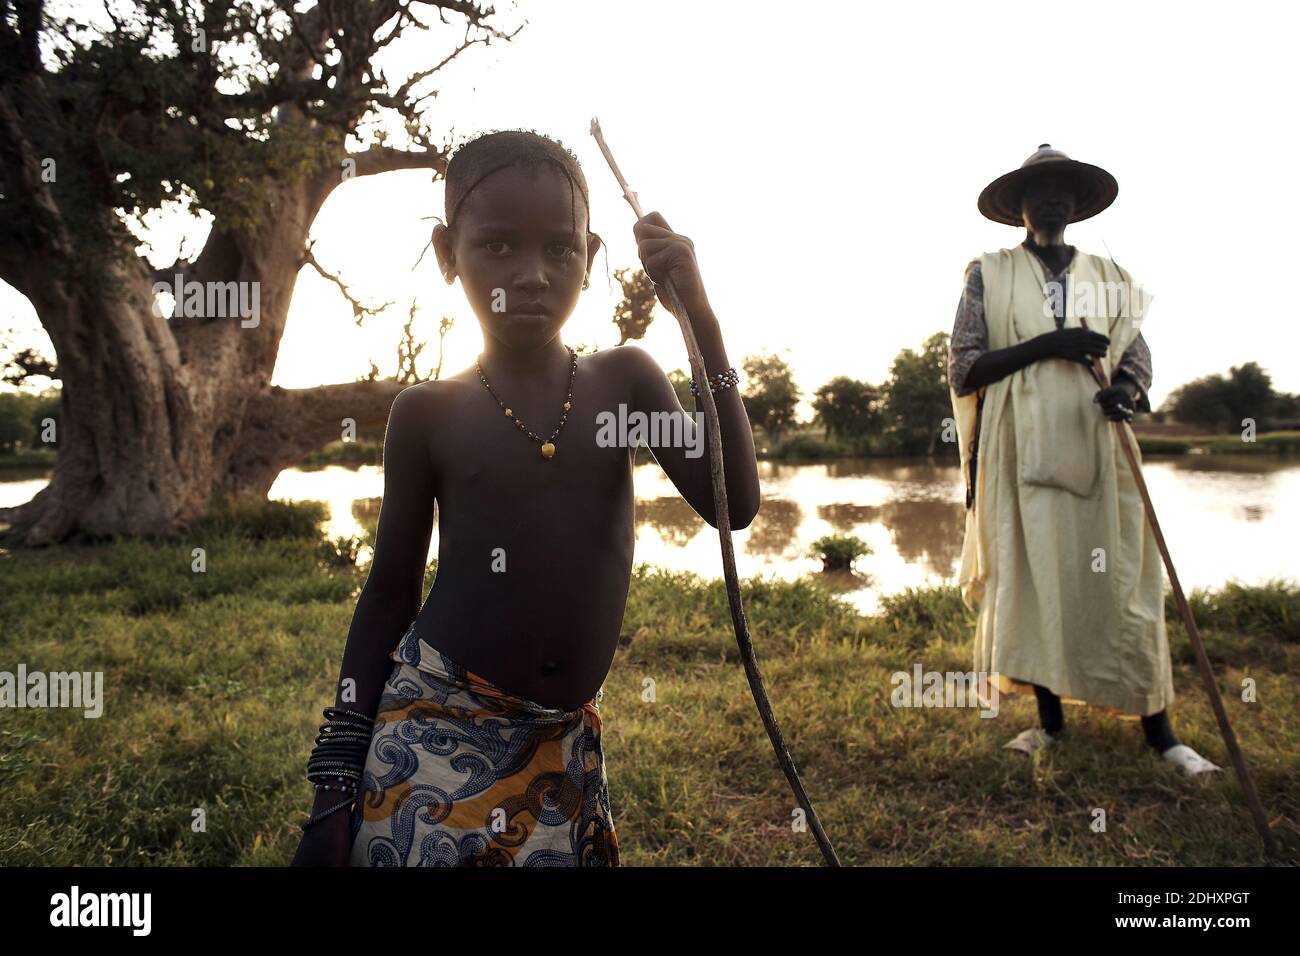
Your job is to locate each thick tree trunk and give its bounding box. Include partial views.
[0,181,405,546]
[0,0,498,547]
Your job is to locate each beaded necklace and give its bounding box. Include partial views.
[475,346,577,459]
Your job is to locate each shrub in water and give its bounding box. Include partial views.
[809,534,870,571]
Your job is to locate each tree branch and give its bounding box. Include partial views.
[302,239,394,324]
[350,144,449,178]
[2,346,60,385]
[0,87,72,262]
[219,377,407,496]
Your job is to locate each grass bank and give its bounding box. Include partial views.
[7,428,1298,474]
[0,501,1295,865]
[760,427,1300,461]
[1133,431,1300,456]
[757,426,1300,462]
[0,449,57,474]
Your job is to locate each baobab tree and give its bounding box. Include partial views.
[0,0,517,544]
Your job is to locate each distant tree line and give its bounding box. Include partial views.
[739,332,956,456]
[3,341,1293,462]
[1157,362,1299,432]
[0,391,60,454]
[738,343,1300,455]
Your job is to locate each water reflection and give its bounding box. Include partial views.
[819,499,965,577]
[634,497,702,547]
[353,496,382,524]
[3,455,1296,615]
[744,498,803,556]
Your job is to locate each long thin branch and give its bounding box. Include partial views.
[1081,336,1280,858]
[302,240,394,324]
[391,23,504,103]
[590,118,841,867]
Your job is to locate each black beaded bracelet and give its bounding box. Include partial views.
[314,733,371,749]
[305,707,376,798]
[311,734,369,748]
[309,744,369,758]
[316,712,374,733]
[308,759,366,773]
[307,762,364,775]
[323,706,373,722]
[312,741,367,753]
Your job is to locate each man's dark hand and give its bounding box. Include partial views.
[1038,327,1110,366]
[1094,381,1139,422]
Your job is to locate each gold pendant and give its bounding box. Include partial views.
[540,442,556,459]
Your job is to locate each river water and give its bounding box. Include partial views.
[3,455,1294,614]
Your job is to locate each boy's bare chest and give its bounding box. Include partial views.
[430,373,633,503]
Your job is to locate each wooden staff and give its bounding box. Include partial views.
[1082,311,1279,858]
[590,118,840,866]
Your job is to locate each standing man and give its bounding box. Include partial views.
[948,144,1218,775]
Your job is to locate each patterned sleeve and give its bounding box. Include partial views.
[949,258,987,396]
[1115,330,1153,413]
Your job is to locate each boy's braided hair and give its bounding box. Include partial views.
[444,128,592,239]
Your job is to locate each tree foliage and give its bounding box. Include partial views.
[882,331,952,455]
[0,388,59,452]
[1,1,517,282]
[1161,362,1294,432]
[0,1,519,543]
[612,267,656,346]
[666,368,694,412]
[812,376,881,443]
[742,352,799,444]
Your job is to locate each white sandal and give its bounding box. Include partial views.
[1161,744,1222,776]
[1003,728,1056,755]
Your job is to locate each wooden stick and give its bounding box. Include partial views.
[590,118,840,866]
[1083,338,1279,858]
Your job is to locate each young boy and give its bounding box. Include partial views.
[292,130,761,866]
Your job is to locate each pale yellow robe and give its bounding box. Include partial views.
[951,245,1172,716]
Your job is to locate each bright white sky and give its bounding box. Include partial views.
[4,0,1298,414]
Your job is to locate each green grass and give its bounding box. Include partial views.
[10,428,1296,476]
[757,426,1300,461]
[1137,431,1300,455]
[0,501,1295,866]
[764,430,856,461]
[299,440,383,468]
[0,449,56,473]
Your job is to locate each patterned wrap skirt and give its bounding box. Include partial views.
[349,622,620,866]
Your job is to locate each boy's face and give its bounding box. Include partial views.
[436,164,602,350]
